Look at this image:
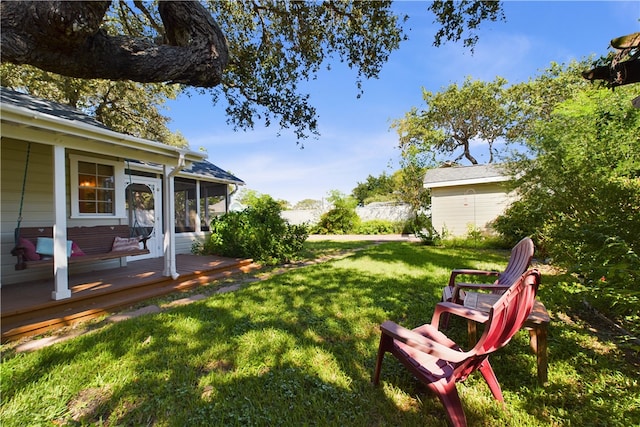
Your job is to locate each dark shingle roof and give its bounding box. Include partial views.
[2,87,244,185]
[183,160,245,184]
[1,87,109,129]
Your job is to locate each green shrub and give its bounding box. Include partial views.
[401,213,430,235]
[353,219,398,235]
[195,196,308,265]
[313,204,360,234]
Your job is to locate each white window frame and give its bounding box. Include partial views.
[69,154,126,219]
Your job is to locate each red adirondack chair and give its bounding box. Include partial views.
[373,269,541,427]
[442,237,534,306]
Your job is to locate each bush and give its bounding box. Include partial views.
[494,86,640,326]
[313,204,360,234]
[195,196,308,265]
[353,219,399,235]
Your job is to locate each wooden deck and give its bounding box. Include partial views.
[1,254,259,343]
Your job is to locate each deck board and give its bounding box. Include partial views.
[1,254,259,342]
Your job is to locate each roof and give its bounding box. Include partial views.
[129,159,244,185]
[1,87,109,130]
[1,87,242,184]
[185,160,244,185]
[423,164,510,188]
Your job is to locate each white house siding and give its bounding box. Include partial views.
[431,182,514,237]
[175,232,206,255]
[2,140,55,285]
[2,140,130,285]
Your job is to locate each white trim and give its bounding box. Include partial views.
[424,175,509,189]
[69,154,126,219]
[1,103,206,164]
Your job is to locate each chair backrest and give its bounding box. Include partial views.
[494,237,535,288]
[454,269,541,380]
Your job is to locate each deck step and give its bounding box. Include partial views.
[2,259,260,342]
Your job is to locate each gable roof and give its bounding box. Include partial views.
[423,164,510,189]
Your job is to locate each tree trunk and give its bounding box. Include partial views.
[1,1,229,87]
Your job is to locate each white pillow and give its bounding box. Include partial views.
[111,236,141,252]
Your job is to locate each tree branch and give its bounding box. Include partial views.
[1,0,229,87]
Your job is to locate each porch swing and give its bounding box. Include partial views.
[11,150,150,270]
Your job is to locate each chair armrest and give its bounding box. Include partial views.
[380,320,468,363]
[431,302,490,329]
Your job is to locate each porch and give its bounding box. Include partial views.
[1,254,259,343]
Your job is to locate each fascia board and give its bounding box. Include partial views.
[424,175,510,189]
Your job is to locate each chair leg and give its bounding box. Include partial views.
[429,379,468,427]
[372,334,392,385]
[478,359,504,402]
[529,327,548,386]
[467,320,477,349]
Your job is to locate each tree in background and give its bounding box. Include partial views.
[392,77,512,165]
[505,61,591,148]
[292,199,323,210]
[352,172,396,205]
[0,63,187,146]
[236,189,289,210]
[2,1,507,141]
[494,84,640,326]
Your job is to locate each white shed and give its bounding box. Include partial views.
[423,164,516,237]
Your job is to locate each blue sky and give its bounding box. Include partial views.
[166,1,639,205]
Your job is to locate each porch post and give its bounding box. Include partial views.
[225,185,231,213]
[195,180,202,233]
[162,164,179,279]
[52,145,71,300]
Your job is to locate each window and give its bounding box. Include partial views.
[200,182,228,231]
[174,179,229,232]
[78,161,114,213]
[70,155,125,218]
[174,178,197,232]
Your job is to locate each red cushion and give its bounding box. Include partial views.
[71,241,86,257]
[19,237,41,261]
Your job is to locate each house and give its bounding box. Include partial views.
[1,87,244,298]
[423,164,515,237]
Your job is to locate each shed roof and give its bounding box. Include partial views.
[423,164,510,188]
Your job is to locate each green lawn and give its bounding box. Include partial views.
[2,242,638,426]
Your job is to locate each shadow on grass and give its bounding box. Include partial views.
[2,243,638,426]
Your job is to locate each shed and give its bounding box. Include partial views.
[423,164,515,237]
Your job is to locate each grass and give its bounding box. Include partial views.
[1,242,639,426]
